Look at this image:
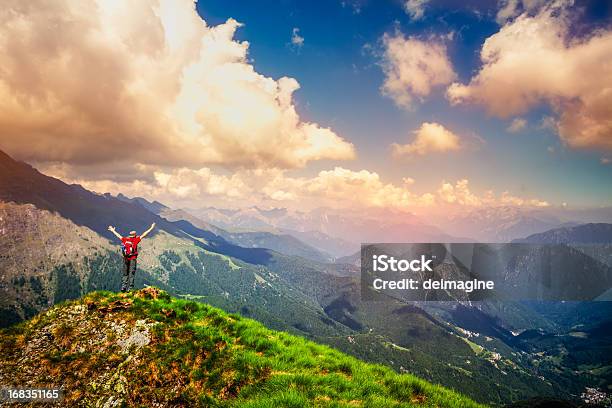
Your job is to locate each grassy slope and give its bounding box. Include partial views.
[0,288,484,408]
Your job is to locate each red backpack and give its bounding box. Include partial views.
[121,238,139,258]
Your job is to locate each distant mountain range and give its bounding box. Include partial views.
[434,206,612,242]
[513,221,612,304]
[513,223,612,244]
[159,207,335,263]
[434,206,569,242]
[188,205,468,257]
[187,202,612,249]
[115,192,169,214]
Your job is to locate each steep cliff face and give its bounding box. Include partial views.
[0,288,483,408]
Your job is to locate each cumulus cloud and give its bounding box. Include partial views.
[437,179,549,207]
[285,167,431,208]
[57,166,425,210]
[0,0,354,172]
[57,164,549,212]
[447,1,612,151]
[380,31,456,109]
[437,179,482,206]
[403,0,430,20]
[55,166,258,209]
[262,171,549,210]
[153,168,248,199]
[392,122,462,156]
[506,118,527,133]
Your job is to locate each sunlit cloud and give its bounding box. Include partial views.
[403,0,430,20]
[53,165,549,213]
[506,118,527,133]
[380,30,456,109]
[392,122,462,156]
[437,179,482,206]
[447,0,612,151]
[0,0,354,171]
[438,179,549,207]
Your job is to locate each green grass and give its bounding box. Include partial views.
[462,337,484,354]
[0,288,485,407]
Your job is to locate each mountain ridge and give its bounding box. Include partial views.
[0,149,181,241]
[159,207,335,263]
[512,223,612,244]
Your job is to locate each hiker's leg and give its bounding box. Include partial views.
[128,259,137,290]
[121,259,129,292]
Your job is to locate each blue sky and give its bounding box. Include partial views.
[196,0,611,207]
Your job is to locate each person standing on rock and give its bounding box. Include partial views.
[107,223,155,292]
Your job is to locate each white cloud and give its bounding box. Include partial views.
[437,179,482,206]
[291,27,304,49]
[506,118,527,133]
[153,168,247,199]
[58,165,549,212]
[403,0,429,20]
[392,122,462,156]
[438,179,549,207]
[380,31,456,109]
[0,0,354,171]
[601,157,611,165]
[447,1,612,151]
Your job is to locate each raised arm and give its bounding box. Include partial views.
[140,222,156,239]
[108,226,123,241]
